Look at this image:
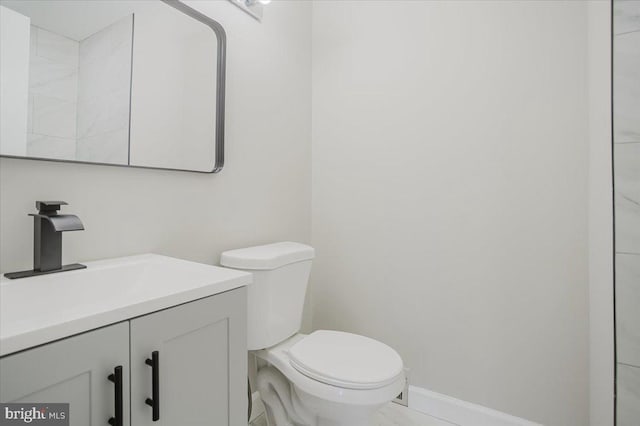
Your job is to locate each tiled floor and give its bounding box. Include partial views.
[250,402,455,426]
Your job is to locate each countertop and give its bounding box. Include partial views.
[0,254,251,356]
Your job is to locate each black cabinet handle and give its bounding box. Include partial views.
[145,351,160,421]
[108,366,123,426]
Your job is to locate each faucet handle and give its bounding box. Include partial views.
[36,201,68,215]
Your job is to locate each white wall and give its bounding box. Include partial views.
[0,1,311,278]
[311,1,589,425]
[587,2,614,425]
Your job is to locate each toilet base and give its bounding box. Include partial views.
[256,366,384,426]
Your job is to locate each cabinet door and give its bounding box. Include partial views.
[0,322,130,426]
[130,288,247,426]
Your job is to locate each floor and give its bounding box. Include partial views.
[250,402,455,426]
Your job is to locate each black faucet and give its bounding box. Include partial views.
[5,201,86,279]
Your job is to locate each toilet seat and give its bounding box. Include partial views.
[255,333,405,406]
[288,330,403,390]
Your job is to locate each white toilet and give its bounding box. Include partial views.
[220,242,405,426]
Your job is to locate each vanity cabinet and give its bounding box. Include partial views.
[0,322,130,426]
[130,290,247,426]
[0,288,247,426]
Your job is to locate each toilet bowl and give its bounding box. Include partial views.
[255,333,405,426]
[220,242,405,426]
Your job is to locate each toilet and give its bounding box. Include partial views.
[220,242,405,426]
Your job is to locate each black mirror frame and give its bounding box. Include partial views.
[0,0,226,174]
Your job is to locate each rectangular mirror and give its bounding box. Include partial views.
[0,0,225,173]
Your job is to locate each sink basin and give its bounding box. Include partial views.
[0,254,252,356]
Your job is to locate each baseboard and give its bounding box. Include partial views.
[408,385,542,426]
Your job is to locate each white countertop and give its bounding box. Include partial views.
[0,254,251,357]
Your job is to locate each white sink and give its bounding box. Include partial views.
[0,254,252,356]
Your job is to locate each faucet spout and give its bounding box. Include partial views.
[28,214,84,232]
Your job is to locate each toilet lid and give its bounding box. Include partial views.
[288,330,403,390]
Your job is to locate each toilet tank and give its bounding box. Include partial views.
[220,242,315,350]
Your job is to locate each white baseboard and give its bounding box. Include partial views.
[408,385,542,426]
